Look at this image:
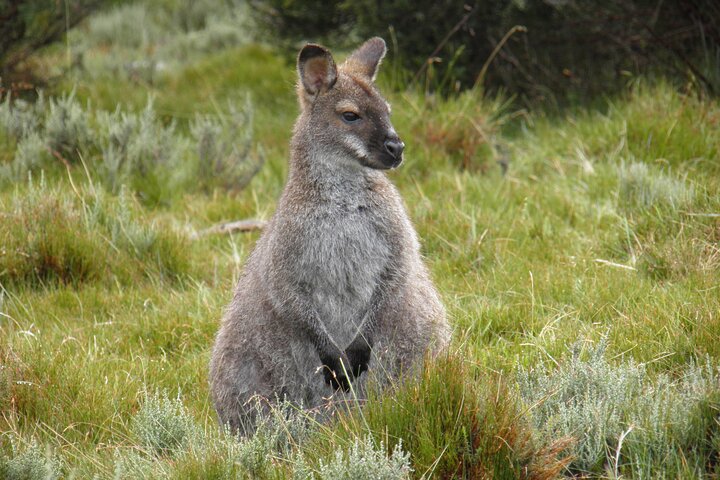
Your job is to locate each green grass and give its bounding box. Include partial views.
[1,3,719,478]
[0,183,192,288]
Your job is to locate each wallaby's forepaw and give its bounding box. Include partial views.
[346,342,371,379]
[317,338,371,391]
[324,367,351,391]
[319,353,351,391]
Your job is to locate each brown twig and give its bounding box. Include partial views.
[192,219,267,239]
[48,147,71,168]
[474,25,527,89]
[410,5,477,85]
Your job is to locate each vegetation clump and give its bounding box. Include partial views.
[0,440,62,480]
[324,355,571,479]
[519,335,720,477]
[311,437,412,480]
[250,0,720,98]
[133,390,200,456]
[0,92,261,203]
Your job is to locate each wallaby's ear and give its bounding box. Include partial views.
[343,37,387,82]
[298,44,337,97]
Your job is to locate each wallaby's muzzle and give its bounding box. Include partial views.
[380,137,405,169]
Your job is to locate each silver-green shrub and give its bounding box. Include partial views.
[95,108,138,192]
[12,132,51,180]
[519,335,720,477]
[518,335,644,473]
[132,390,199,456]
[82,187,165,262]
[0,94,51,182]
[190,97,263,192]
[623,360,720,478]
[45,90,92,157]
[119,99,179,172]
[77,0,251,81]
[159,0,244,34]
[617,161,694,211]
[95,99,190,203]
[116,394,315,478]
[86,3,161,49]
[310,437,411,480]
[234,399,313,476]
[0,441,62,480]
[111,450,155,480]
[161,22,248,60]
[0,93,45,140]
[1,92,260,200]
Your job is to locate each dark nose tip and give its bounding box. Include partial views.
[384,138,405,159]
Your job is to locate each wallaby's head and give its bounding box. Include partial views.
[296,37,404,170]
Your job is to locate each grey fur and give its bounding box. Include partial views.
[209,38,450,434]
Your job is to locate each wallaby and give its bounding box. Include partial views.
[209,37,450,434]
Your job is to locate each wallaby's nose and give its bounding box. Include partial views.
[384,138,405,159]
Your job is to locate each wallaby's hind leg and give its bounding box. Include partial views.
[210,346,272,435]
[210,305,337,434]
[370,278,449,382]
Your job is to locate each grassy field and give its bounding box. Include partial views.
[1,3,719,479]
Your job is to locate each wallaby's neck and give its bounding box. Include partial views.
[288,131,382,201]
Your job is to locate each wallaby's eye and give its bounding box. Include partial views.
[341,111,360,123]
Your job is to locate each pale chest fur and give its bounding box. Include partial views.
[301,202,391,349]
[268,162,397,350]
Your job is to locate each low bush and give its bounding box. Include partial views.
[96,99,187,203]
[44,90,93,158]
[306,437,412,480]
[252,0,720,99]
[0,440,62,480]
[133,390,200,456]
[86,3,163,50]
[617,162,694,213]
[0,93,45,140]
[75,0,253,82]
[0,92,261,204]
[10,132,51,179]
[118,393,314,478]
[519,335,720,477]
[190,96,263,192]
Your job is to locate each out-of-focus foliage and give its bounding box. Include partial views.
[70,0,253,86]
[0,0,111,88]
[248,0,351,43]
[251,0,720,101]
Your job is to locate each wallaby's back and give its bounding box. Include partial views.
[209,37,450,434]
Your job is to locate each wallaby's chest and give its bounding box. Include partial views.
[298,202,393,348]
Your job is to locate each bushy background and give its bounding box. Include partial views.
[250,0,720,101]
[0,0,719,478]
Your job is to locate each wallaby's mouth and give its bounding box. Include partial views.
[386,156,404,169]
[375,138,404,169]
[372,152,403,170]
